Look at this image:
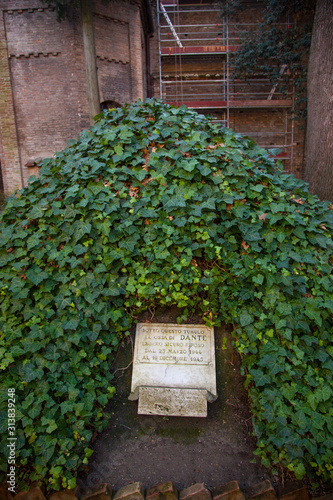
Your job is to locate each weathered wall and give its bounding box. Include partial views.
[3,5,88,186]
[0,0,151,194]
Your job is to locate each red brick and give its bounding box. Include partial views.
[0,481,14,500]
[245,481,276,500]
[213,481,244,500]
[146,482,178,500]
[14,485,46,500]
[113,483,145,500]
[48,489,78,500]
[180,483,212,500]
[278,483,309,500]
[0,0,152,194]
[81,483,112,500]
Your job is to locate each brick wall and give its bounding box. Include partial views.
[94,9,131,103]
[4,6,89,186]
[0,0,152,194]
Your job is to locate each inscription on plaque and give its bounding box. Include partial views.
[129,323,217,416]
[138,325,212,365]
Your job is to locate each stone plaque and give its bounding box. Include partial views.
[138,387,207,417]
[129,323,217,416]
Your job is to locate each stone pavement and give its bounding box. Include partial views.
[2,479,332,500]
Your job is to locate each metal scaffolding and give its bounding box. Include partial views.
[157,0,295,172]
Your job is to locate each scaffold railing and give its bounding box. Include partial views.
[156,0,295,170]
[159,23,291,50]
[161,79,293,105]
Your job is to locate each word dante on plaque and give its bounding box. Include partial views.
[129,323,217,417]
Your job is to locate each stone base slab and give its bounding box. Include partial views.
[138,387,207,417]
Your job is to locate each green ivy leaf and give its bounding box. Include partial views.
[250,369,271,386]
[72,221,92,241]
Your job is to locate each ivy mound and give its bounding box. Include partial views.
[0,99,333,489]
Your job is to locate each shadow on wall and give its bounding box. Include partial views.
[100,100,122,111]
[0,159,5,210]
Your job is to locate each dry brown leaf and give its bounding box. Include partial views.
[258,213,267,220]
[129,186,140,198]
[142,177,154,186]
[206,142,225,150]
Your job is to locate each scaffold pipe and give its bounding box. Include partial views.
[160,3,183,48]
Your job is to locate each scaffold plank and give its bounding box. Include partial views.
[167,99,293,108]
[160,45,238,55]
